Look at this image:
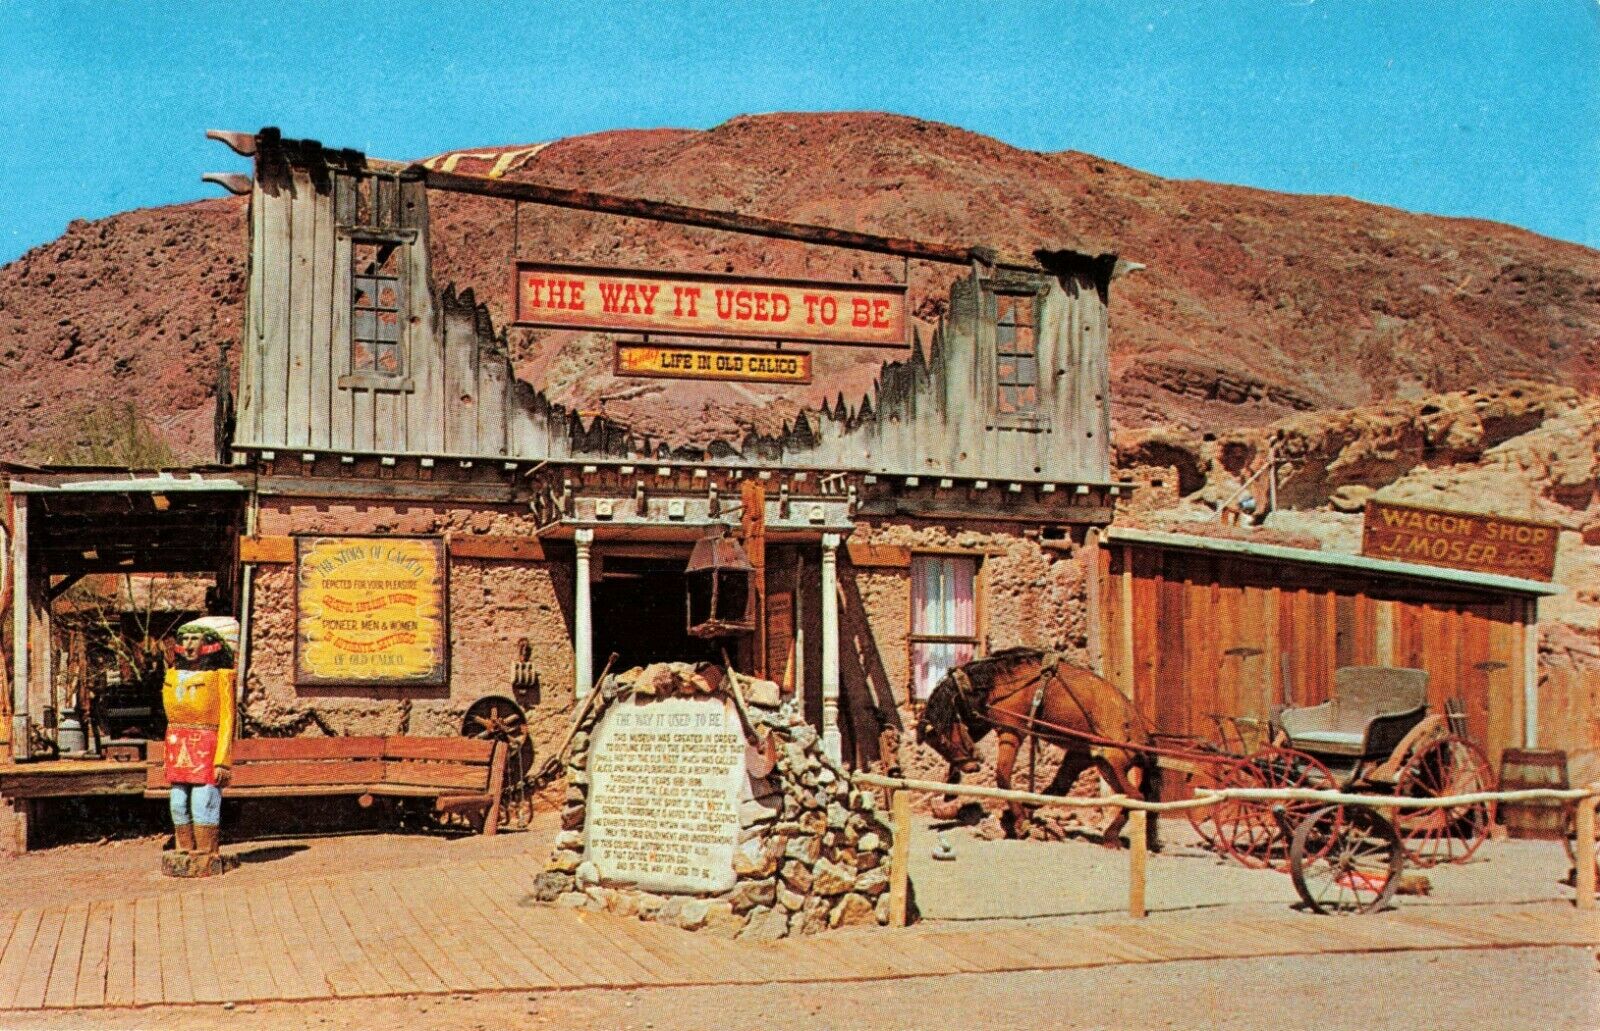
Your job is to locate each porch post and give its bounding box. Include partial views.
[10,497,27,760]
[1522,596,1539,749]
[574,528,595,700]
[820,532,841,763]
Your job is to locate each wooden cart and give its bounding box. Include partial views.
[1207,667,1494,914]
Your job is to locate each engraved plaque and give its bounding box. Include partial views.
[584,696,746,894]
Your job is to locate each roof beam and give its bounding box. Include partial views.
[412,165,1039,271]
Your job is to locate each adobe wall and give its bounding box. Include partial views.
[833,518,1094,789]
[240,497,1098,800]
[245,500,577,761]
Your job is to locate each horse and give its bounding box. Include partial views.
[915,647,1161,849]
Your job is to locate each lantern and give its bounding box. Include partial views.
[685,529,756,638]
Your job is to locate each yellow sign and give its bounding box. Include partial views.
[295,537,448,686]
[615,343,813,384]
[514,262,907,348]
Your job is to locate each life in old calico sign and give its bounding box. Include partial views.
[584,696,747,894]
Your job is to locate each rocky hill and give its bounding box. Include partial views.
[1,112,1597,462]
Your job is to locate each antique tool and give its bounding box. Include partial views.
[460,695,536,827]
[535,652,619,784]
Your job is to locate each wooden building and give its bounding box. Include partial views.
[2,127,1133,792]
[0,126,1582,849]
[1090,527,1565,780]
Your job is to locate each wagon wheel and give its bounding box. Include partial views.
[1393,735,1492,867]
[1170,720,1241,852]
[1290,804,1404,915]
[1217,746,1336,871]
[461,696,536,828]
[1181,754,1230,851]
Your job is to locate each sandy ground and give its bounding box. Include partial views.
[0,812,1592,1030]
[5,812,1582,921]
[0,947,1592,1031]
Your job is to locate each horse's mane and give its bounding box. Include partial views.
[921,647,1045,737]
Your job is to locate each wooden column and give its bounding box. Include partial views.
[1084,529,1104,677]
[888,788,911,927]
[1522,597,1539,749]
[573,528,594,700]
[741,480,767,679]
[1127,809,1148,918]
[820,532,841,763]
[10,497,27,760]
[1118,544,1136,703]
[1576,788,1596,910]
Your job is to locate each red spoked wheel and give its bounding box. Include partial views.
[1394,735,1493,867]
[1181,754,1230,852]
[1216,746,1337,871]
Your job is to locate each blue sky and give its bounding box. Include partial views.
[1,1,1597,265]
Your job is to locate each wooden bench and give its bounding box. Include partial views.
[145,735,507,835]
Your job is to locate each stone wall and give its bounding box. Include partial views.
[237,497,1100,818]
[535,662,902,939]
[245,499,576,772]
[840,518,1093,792]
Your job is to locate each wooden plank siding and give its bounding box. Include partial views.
[230,133,1116,486]
[1101,541,1540,782]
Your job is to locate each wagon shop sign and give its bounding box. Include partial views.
[1361,500,1559,582]
[295,536,448,686]
[513,262,907,348]
[615,342,812,384]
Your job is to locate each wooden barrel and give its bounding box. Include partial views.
[1498,748,1568,840]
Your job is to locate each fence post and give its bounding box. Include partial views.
[1577,789,1597,911]
[1128,808,1148,919]
[889,788,911,927]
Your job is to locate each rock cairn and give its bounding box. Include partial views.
[533,661,900,939]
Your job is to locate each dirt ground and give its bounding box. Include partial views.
[5,808,1583,920]
[0,947,1592,1031]
[0,810,1593,1030]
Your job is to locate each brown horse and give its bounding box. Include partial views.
[916,648,1160,848]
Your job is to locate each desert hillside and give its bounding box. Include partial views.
[0,112,1596,461]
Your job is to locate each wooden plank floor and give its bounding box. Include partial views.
[0,854,1593,1012]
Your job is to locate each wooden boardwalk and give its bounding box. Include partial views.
[0,856,1593,1012]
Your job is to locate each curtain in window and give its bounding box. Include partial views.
[910,556,977,700]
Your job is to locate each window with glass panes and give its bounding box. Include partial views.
[995,292,1039,418]
[910,554,980,700]
[351,240,403,376]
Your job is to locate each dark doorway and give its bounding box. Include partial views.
[591,555,725,672]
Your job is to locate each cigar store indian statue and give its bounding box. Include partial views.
[162,616,239,873]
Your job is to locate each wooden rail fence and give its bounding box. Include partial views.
[851,772,1600,924]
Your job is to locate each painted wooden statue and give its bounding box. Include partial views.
[163,616,238,871]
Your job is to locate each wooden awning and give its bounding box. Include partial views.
[8,469,248,575]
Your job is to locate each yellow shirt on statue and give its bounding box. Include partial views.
[162,668,237,770]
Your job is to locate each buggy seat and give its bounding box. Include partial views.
[1278,666,1428,760]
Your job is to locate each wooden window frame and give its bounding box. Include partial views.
[907,551,989,702]
[982,278,1049,431]
[338,226,417,392]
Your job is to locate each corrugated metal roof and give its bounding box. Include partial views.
[1104,526,1564,598]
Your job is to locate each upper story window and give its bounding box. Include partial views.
[995,292,1039,419]
[350,239,404,378]
[337,172,416,390]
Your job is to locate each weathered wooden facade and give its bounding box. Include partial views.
[230,130,1117,486]
[178,126,1130,780]
[1091,528,1565,782]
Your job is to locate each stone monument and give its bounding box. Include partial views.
[536,661,904,938]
